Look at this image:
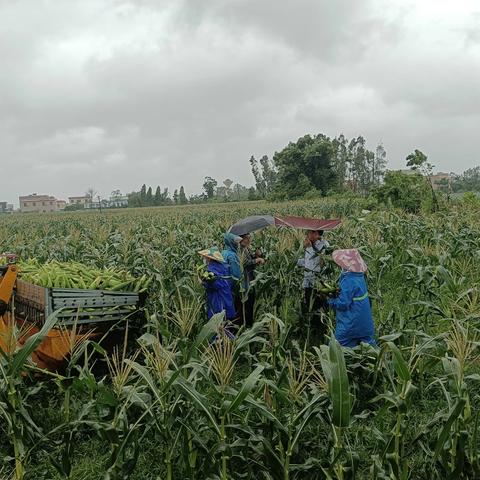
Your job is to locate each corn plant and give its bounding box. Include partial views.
[0,313,58,479]
[317,339,356,480]
[430,321,480,478]
[0,197,480,478]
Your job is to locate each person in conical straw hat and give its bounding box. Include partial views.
[327,249,376,348]
[198,247,236,324]
[198,247,225,263]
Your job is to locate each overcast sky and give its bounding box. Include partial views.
[1,0,479,205]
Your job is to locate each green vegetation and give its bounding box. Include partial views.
[452,166,480,193]
[373,170,427,213]
[0,197,479,479]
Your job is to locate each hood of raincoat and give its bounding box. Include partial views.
[223,232,241,252]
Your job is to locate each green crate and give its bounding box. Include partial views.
[14,279,143,326]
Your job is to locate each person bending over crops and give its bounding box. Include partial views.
[239,233,265,327]
[327,249,376,348]
[198,247,236,322]
[297,229,330,341]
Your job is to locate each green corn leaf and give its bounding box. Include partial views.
[321,338,351,428]
[225,364,264,415]
[434,398,466,458]
[194,312,224,348]
[175,376,221,436]
[379,333,403,342]
[125,360,165,405]
[250,435,285,480]
[385,341,411,382]
[289,396,324,454]
[244,398,286,432]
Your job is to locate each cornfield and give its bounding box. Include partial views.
[0,197,479,479]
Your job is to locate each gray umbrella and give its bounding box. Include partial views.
[228,215,275,236]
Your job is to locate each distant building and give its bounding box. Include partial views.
[19,194,60,213]
[57,200,67,210]
[108,190,128,208]
[430,172,452,191]
[0,202,14,213]
[109,195,129,208]
[68,196,91,207]
[88,199,110,209]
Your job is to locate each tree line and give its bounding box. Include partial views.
[128,185,187,207]
[126,132,478,208]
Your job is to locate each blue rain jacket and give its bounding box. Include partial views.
[222,233,241,285]
[328,272,376,348]
[203,261,236,320]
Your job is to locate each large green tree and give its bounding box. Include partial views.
[259,155,277,196]
[140,184,147,206]
[154,186,162,206]
[146,186,153,206]
[249,155,266,198]
[331,134,349,190]
[406,149,438,211]
[203,176,217,199]
[179,186,187,204]
[272,134,337,199]
[373,143,387,185]
[249,155,277,198]
[330,135,387,193]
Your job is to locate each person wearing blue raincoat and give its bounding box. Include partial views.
[222,232,242,286]
[327,249,376,348]
[198,247,236,321]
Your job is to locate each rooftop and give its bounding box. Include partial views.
[19,193,56,200]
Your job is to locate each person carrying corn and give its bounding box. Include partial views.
[198,247,236,322]
[327,249,377,348]
[297,229,330,340]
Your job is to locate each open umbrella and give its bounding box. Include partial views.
[228,215,275,235]
[274,215,341,231]
[228,214,341,235]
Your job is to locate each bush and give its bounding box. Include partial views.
[461,191,480,208]
[302,188,321,200]
[64,204,85,211]
[373,171,427,213]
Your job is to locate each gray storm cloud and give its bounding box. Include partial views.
[1,0,479,205]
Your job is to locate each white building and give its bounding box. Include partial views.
[68,196,92,207]
[109,192,129,207]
